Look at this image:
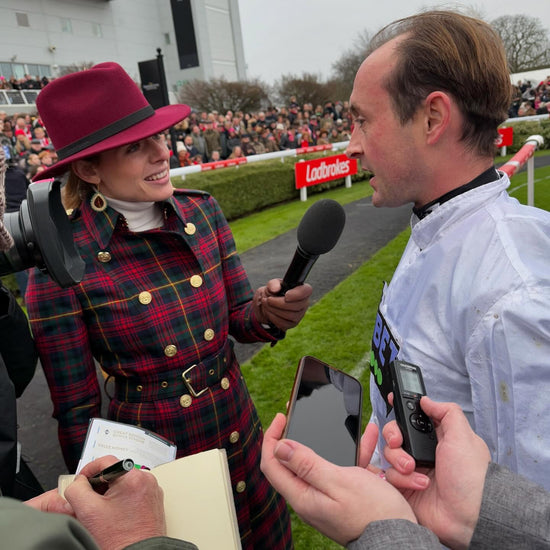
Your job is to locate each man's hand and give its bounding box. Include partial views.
[253,279,312,331]
[63,456,167,550]
[383,397,491,549]
[261,413,416,546]
[25,490,74,516]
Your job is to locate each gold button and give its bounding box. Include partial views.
[97,251,112,263]
[161,381,168,388]
[204,328,215,341]
[184,222,196,235]
[138,291,152,305]
[236,481,246,493]
[229,431,239,444]
[208,369,215,376]
[220,377,230,390]
[180,394,192,408]
[164,344,177,357]
[136,385,143,392]
[190,275,203,288]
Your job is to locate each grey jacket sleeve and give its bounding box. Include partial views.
[347,461,550,550]
[470,461,550,549]
[0,497,198,550]
[347,519,440,550]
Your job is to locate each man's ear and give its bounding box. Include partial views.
[423,91,451,145]
[72,159,100,184]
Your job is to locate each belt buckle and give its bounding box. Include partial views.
[182,364,208,397]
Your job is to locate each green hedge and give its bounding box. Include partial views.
[170,153,370,221]
[500,118,550,153]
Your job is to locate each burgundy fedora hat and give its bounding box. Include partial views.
[33,62,190,181]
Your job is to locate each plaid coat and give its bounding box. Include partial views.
[27,189,291,549]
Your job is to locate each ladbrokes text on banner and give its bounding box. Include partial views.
[295,154,358,189]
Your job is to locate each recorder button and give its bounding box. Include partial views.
[406,400,416,411]
[410,413,430,432]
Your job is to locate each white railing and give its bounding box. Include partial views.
[0,89,40,115]
[499,135,544,206]
[169,141,350,179]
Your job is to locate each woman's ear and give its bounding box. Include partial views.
[72,159,100,184]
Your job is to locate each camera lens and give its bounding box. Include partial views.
[0,202,38,274]
[0,179,84,287]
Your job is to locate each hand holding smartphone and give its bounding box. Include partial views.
[389,359,437,467]
[283,355,363,466]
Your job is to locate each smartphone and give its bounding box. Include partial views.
[389,359,437,467]
[283,355,363,466]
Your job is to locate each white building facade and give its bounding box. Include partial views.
[0,0,246,112]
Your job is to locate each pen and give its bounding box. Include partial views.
[88,458,135,489]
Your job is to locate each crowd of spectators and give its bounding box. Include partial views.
[509,75,550,117]
[169,98,353,168]
[0,74,51,90]
[0,111,57,179]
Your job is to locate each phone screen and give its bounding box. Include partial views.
[284,356,362,466]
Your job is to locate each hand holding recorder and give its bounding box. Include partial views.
[383,397,491,549]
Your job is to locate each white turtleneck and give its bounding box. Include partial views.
[105,196,164,232]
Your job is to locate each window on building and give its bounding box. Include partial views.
[0,63,13,79]
[164,33,171,45]
[61,18,73,33]
[16,13,30,27]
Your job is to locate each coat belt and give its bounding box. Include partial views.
[113,340,233,403]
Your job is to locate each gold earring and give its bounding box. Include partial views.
[90,188,107,212]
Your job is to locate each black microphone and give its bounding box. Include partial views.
[280,199,346,294]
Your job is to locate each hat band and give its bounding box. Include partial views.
[56,105,155,160]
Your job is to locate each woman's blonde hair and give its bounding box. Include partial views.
[62,157,99,211]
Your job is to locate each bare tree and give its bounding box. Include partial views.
[491,15,550,72]
[330,29,373,99]
[274,72,333,108]
[178,77,270,113]
[59,62,95,76]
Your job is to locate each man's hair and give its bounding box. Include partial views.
[367,11,512,156]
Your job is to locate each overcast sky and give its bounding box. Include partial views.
[237,0,550,84]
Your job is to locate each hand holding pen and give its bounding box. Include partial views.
[88,458,135,490]
[63,455,168,548]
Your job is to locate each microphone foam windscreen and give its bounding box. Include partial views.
[297,199,346,255]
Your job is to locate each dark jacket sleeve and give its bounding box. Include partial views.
[470,461,550,549]
[0,283,37,396]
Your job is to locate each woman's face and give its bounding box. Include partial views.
[88,134,173,203]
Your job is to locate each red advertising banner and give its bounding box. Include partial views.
[497,127,513,147]
[295,154,357,189]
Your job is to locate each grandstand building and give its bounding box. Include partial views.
[0,0,246,113]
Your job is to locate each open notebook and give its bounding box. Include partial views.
[59,418,241,550]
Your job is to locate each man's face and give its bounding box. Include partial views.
[27,153,40,166]
[347,37,426,208]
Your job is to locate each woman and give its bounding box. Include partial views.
[26,62,312,549]
[13,130,31,158]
